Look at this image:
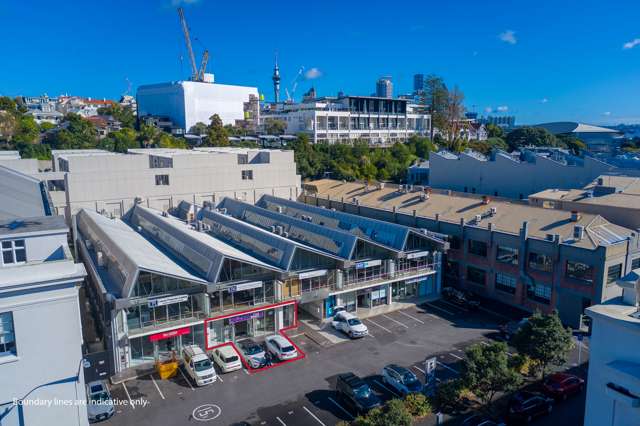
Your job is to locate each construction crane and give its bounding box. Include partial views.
[285,66,305,102]
[177,7,208,82]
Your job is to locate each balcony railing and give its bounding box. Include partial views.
[341,264,435,290]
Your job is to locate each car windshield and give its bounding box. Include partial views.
[402,372,418,384]
[224,355,239,363]
[281,344,295,353]
[194,358,212,372]
[347,318,362,326]
[90,392,110,403]
[354,385,372,399]
[243,344,263,355]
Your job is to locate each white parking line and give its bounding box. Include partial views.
[412,365,425,374]
[449,353,464,361]
[149,374,165,400]
[365,318,393,334]
[327,396,354,420]
[178,367,195,391]
[437,361,460,375]
[217,374,224,383]
[121,382,136,410]
[374,379,400,397]
[425,302,454,316]
[383,314,409,329]
[276,416,287,426]
[398,310,425,324]
[303,406,326,426]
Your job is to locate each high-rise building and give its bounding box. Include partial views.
[376,76,393,98]
[413,74,425,94]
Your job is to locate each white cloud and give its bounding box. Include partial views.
[484,106,493,113]
[603,111,612,116]
[472,51,479,57]
[540,98,549,104]
[304,68,323,80]
[499,30,517,45]
[623,38,640,49]
[496,105,509,112]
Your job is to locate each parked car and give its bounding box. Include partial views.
[181,344,217,386]
[500,318,528,341]
[336,373,381,415]
[542,373,585,400]
[211,345,243,373]
[265,335,298,362]
[332,311,368,338]
[507,391,553,423]
[86,380,115,423]
[381,364,423,396]
[461,414,505,426]
[441,287,480,310]
[238,339,268,369]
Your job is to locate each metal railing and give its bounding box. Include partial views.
[341,264,435,289]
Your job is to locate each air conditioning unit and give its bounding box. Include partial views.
[490,207,497,216]
[270,225,276,233]
[282,231,289,238]
[475,214,482,223]
[277,206,284,214]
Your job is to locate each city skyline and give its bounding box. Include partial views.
[1,0,639,125]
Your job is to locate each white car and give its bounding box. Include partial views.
[211,345,243,373]
[332,311,368,338]
[86,380,114,423]
[265,335,298,361]
[181,345,217,386]
[238,339,268,369]
[382,364,423,396]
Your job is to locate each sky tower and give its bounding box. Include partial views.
[272,53,281,103]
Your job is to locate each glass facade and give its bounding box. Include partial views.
[528,252,553,273]
[126,293,205,332]
[210,281,276,313]
[496,246,518,265]
[129,322,204,366]
[206,304,288,347]
[566,261,594,283]
[391,280,419,301]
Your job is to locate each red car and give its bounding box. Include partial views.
[542,373,585,400]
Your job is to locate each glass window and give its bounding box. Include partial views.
[445,260,459,278]
[241,170,254,180]
[607,264,623,285]
[528,252,553,272]
[449,236,462,250]
[495,273,517,294]
[566,261,594,283]
[527,281,552,304]
[155,174,169,185]
[466,266,486,286]
[0,312,17,356]
[632,258,640,270]
[468,240,487,257]
[1,240,26,266]
[496,246,518,265]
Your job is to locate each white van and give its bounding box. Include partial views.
[211,345,242,373]
[181,345,217,386]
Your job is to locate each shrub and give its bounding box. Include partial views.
[404,393,432,418]
[335,421,351,426]
[509,353,540,377]
[435,379,463,413]
[384,399,413,426]
[353,407,384,426]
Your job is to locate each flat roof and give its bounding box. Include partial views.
[0,215,67,238]
[0,165,50,220]
[305,179,633,250]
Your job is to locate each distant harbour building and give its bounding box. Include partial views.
[481,115,516,129]
[534,122,623,154]
[413,74,425,94]
[375,76,393,99]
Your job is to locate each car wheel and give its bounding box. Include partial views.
[348,331,354,338]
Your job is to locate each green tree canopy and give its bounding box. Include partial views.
[512,311,574,378]
[189,122,209,136]
[206,114,229,146]
[485,123,504,138]
[44,113,99,150]
[505,127,558,151]
[99,128,139,153]
[97,104,136,129]
[264,119,287,135]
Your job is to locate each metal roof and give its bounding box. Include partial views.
[0,165,50,220]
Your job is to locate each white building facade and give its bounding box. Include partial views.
[262,96,430,145]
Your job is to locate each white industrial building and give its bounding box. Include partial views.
[584,272,640,426]
[262,96,430,145]
[136,80,259,132]
[534,122,624,153]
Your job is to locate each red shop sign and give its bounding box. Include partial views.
[148,327,191,342]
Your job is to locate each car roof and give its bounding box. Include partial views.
[239,339,259,347]
[339,373,366,387]
[386,364,410,374]
[548,372,575,381]
[267,334,290,344]
[216,345,238,356]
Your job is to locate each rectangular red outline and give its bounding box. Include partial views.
[203,300,303,374]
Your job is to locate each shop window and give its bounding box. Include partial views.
[607,264,623,285]
[495,273,517,294]
[1,240,26,266]
[566,261,594,284]
[155,174,170,186]
[466,266,486,286]
[527,281,552,304]
[0,312,17,356]
[496,246,518,265]
[468,240,487,257]
[528,252,553,273]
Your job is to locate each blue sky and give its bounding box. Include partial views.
[1,0,639,125]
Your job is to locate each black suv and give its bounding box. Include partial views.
[507,391,553,423]
[441,287,480,310]
[336,373,381,415]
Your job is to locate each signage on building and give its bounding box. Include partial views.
[148,294,189,308]
[149,326,191,342]
[229,311,264,324]
[424,356,437,385]
[405,277,426,285]
[356,259,382,270]
[407,250,429,260]
[228,281,263,293]
[298,269,328,280]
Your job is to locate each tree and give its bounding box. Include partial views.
[17,141,52,160]
[383,399,412,426]
[264,119,287,135]
[424,75,448,140]
[189,122,209,136]
[206,114,229,146]
[403,393,432,418]
[505,127,557,151]
[138,123,159,147]
[511,311,574,378]
[12,115,40,144]
[461,342,522,411]
[406,135,436,159]
[0,96,17,113]
[99,128,139,153]
[442,86,466,143]
[557,134,586,155]
[0,111,17,142]
[97,104,136,129]
[486,123,504,139]
[156,133,187,149]
[44,113,98,149]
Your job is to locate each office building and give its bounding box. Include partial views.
[413,74,425,94]
[261,96,430,145]
[481,115,516,129]
[376,77,393,99]
[0,169,88,426]
[428,148,640,199]
[584,273,640,426]
[136,80,259,133]
[302,179,640,327]
[529,175,640,230]
[534,122,623,153]
[76,195,444,377]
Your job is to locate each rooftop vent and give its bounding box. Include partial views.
[571,211,581,222]
[574,225,585,240]
[597,177,604,185]
[475,214,482,223]
[490,207,497,216]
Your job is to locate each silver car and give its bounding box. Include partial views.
[86,380,115,423]
[382,364,423,396]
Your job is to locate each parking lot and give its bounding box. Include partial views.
[103,299,588,426]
